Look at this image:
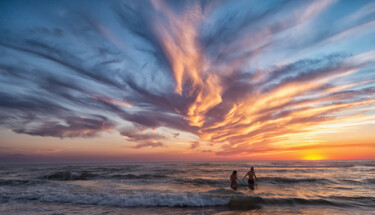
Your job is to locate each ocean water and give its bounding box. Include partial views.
[0,160,375,215]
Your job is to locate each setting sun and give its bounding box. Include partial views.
[303,154,324,160]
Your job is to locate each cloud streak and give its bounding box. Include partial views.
[130,141,165,149]
[12,116,114,138]
[0,0,375,158]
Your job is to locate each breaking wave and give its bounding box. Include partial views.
[2,191,230,207]
[2,189,366,208]
[43,171,96,180]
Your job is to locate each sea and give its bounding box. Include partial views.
[0,160,374,215]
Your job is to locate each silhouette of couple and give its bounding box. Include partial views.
[230,167,257,190]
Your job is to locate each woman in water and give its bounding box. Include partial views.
[243,167,257,189]
[230,170,239,190]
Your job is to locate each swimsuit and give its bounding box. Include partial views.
[230,175,238,189]
[248,179,255,185]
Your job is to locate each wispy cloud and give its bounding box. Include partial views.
[130,141,165,149]
[121,129,165,142]
[0,0,375,158]
[12,116,114,138]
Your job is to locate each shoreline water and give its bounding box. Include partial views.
[1,160,374,214]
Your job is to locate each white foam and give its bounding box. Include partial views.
[6,191,230,207]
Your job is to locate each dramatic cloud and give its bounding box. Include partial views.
[0,0,375,158]
[190,141,200,150]
[121,129,165,142]
[130,141,165,149]
[12,116,114,138]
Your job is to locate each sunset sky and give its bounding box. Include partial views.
[1,0,375,163]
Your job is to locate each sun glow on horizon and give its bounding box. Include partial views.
[303,154,325,160]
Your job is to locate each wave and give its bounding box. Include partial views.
[2,189,363,208]
[259,177,334,184]
[175,177,334,187]
[364,178,375,184]
[2,191,229,207]
[42,171,168,181]
[108,173,168,180]
[340,178,375,185]
[97,165,142,172]
[340,179,362,185]
[332,196,375,201]
[362,161,375,167]
[153,169,187,174]
[330,196,375,207]
[177,178,227,187]
[43,171,97,180]
[261,168,335,173]
[365,178,375,184]
[41,171,338,186]
[0,179,46,186]
[228,196,341,210]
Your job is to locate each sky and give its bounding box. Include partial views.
[0,0,375,163]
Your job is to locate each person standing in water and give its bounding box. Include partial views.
[243,167,257,189]
[230,170,239,190]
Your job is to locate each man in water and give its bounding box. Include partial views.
[243,167,257,190]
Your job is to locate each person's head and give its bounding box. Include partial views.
[232,170,237,175]
[250,167,254,172]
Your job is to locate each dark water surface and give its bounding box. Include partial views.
[1,160,374,214]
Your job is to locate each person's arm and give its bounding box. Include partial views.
[254,172,257,180]
[243,172,248,179]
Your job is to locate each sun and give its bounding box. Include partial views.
[300,148,325,160]
[303,154,324,160]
